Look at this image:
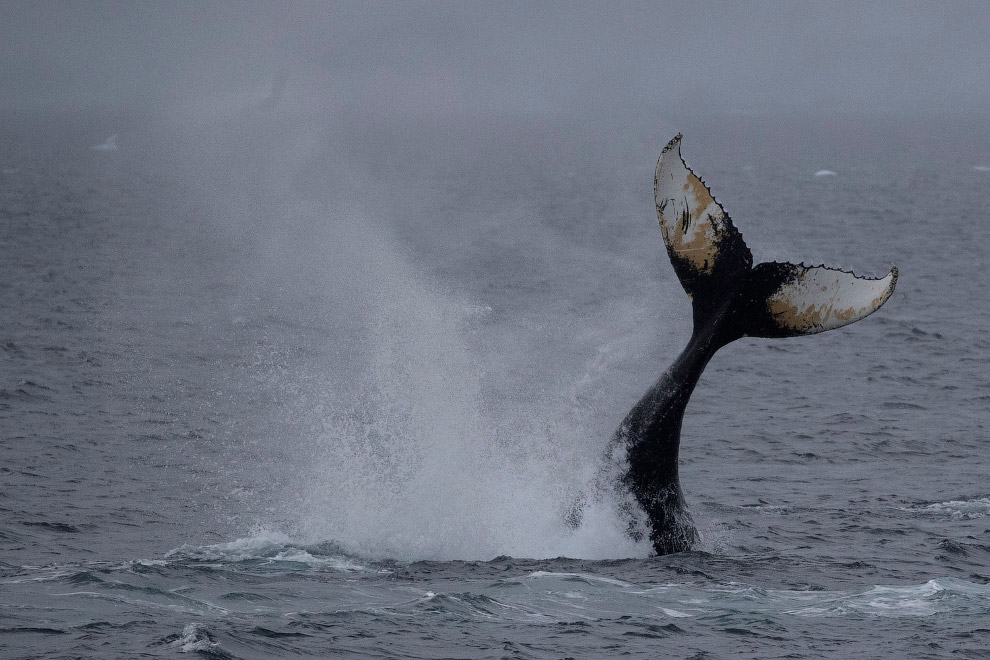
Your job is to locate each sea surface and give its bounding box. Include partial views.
[2,109,990,658]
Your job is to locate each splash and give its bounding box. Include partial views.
[257,202,649,561]
[170,624,227,656]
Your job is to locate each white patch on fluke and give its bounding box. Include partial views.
[654,134,733,274]
[766,265,897,334]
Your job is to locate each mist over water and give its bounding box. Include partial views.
[268,202,639,561]
[248,144,664,560]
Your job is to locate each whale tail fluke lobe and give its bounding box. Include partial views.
[654,134,897,341]
[741,261,897,338]
[654,134,753,320]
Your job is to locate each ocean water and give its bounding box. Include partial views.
[2,110,989,658]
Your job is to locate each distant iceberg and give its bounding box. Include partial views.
[92,134,118,151]
[814,169,837,177]
[974,165,990,173]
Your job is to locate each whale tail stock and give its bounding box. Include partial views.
[655,134,897,345]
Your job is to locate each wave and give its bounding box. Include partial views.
[902,496,990,519]
[480,572,990,620]
[165,531,366,572]
[522,570,634,588]
[777,578,990,618]
[169,623,233,657]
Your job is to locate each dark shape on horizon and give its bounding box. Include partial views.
[580,134,897,555]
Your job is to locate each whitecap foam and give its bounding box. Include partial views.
[814,169,837,177]
[133,559,169,567]
[974,165,990,172]
[171,623,224,654]
[903,496,990,519]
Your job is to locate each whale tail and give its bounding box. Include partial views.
[654,134,897,340]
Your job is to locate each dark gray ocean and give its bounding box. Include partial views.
[2,109,990,659]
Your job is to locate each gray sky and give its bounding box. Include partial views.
[1,1,988,118]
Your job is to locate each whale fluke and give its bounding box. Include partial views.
[654,134,896,341]
[587,134,897,555]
